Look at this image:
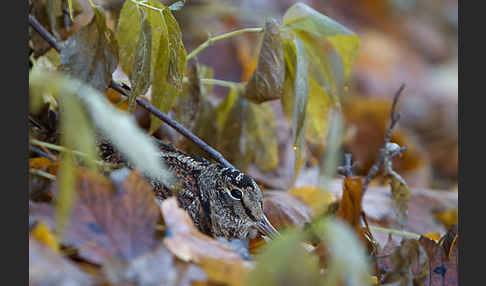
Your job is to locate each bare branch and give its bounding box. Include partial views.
[362,84,406,193]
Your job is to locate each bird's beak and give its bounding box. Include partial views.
[255,214,280,240]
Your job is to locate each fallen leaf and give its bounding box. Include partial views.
[161,198,243,263]
[161,198,250,286]
[30,237,96,285]
[53,169,160,264]
[262,190,313,231]
[380,238,428,285]
[288,185,335,215]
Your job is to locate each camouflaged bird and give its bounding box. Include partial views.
[99,139,278,240]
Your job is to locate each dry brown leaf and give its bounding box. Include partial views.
[262,190,314,231]
[380,238,428,285]
[161,197,243,262]
[54,169,160,264]
[243,19,285,103]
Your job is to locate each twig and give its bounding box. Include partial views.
[28,14,62,52]
[199,78,245,90]
[186,27,263,60]
[29,168,57,181]
[110,82,235,169]
[29,14,236,170]
[369,225,420,240]
[337,153,358,177]
[30,139,115,168]
[362,84,405,193]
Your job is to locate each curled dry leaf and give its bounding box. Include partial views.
[388,174,411,228]
[60,6,118,91]
[243,19,285,103]
[262,190,314,231]
[161,198,250,286]
[30,237,96,286]
[54,169,160,264]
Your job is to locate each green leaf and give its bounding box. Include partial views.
[214,89,279,171]
[283,2,359,99]
[128,10,152,112]
[243,19,285,103]
[150,7,187,132]
[291,36,309,179]
[247,230,322,286]
[246,102,279,171]
[60,5,118,91]
[117,0,165,79]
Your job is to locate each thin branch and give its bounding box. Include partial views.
[30,139,115,168]
[109,82,235,169]
[186,27,263,60]
[29,14,236,170]
[362,84,405,193]
[29,14,62,52]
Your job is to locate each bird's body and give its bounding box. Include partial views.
[100,139,277,240]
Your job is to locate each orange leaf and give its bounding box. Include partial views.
[337,176,364,228]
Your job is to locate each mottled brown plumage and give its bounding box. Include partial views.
[100,139,278,240]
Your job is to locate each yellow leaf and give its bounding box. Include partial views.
[31,221,59,252]
[424,232,440,242]
[288,186,335,215]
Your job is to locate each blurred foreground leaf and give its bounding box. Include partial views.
[248,230,322,286]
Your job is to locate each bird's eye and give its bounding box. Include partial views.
[229,189,243,200]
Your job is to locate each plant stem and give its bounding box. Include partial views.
[30,168,57,181]
[130,0,166,13]
[187,27,263,60]
[369,225,421,240]
[30,139,114,168]
[201,78,244,89]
